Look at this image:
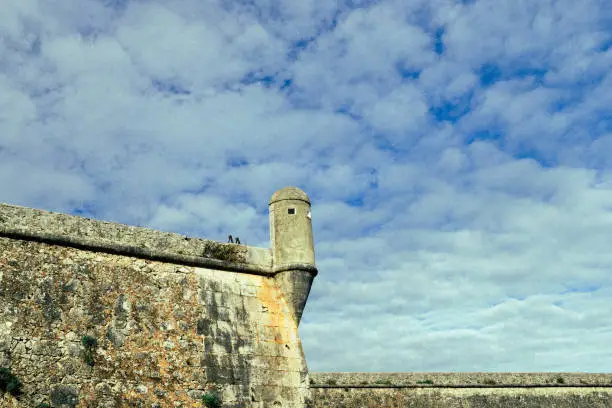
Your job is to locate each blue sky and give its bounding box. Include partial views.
[1,0,611,372]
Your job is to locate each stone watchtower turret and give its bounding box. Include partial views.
[269,186,317,325]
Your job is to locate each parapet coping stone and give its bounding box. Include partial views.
[309,372,612,387]
[0,202,317,277]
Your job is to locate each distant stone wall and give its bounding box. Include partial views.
[308,373,612,408]
[0,203,312,408]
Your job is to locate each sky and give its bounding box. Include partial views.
[1,0,611,373]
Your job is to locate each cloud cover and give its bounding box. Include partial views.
[1,0,611,372]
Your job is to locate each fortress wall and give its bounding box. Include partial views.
[9,187,609,408]
[308,372,612,407]
[0,202,311,408]
[0,203,273,269]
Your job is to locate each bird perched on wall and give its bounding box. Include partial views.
[228,235,233,243]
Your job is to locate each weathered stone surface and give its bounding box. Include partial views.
[309,372,612,386]
[0,202,272,269]
[0,237,310,406]
[308,373,612,407]
[308,387,612,408]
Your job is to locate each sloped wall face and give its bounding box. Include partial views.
[308,373,612,408]
[0,237,310,407]
[308,387,612,408]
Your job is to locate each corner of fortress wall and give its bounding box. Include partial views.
[0,186,317,408]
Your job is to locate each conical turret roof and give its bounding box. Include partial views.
[269,186,310,205]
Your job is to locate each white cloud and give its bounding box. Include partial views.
[148,193,259,239]
[420,60,478,102]
[363,82,429,138]
[290,2,436,115]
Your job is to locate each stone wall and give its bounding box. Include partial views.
[0,203,313,407]
[308,372,612,407]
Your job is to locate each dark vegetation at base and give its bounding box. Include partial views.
[202,391,222,407]
[81,335,98,367]
[0,367,22,397]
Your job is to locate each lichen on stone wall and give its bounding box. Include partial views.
[0,236,310,407]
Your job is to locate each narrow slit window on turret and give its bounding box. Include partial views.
[288,208,295,214]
